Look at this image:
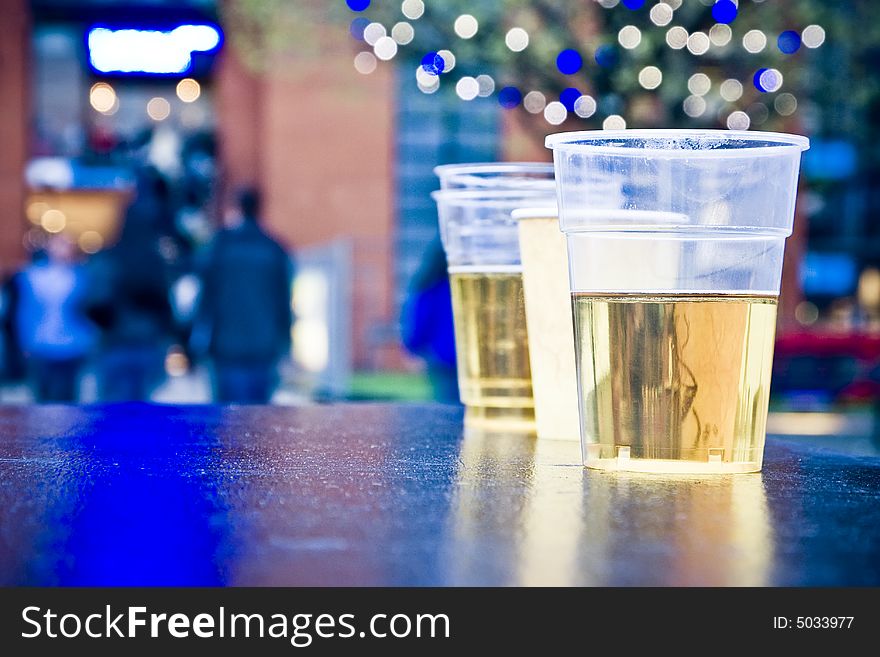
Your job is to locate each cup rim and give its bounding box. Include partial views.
[545,129,810,156]
[511,207,559,220]
[431,189,557,208]
[434,162,554,178]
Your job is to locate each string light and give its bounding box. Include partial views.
[687,73,711,96]
[363,23,386,46]
[455,76,479,100]
[650,4,673,27]
[775,92,798,116]
[618,25,642,49]
[523,91,546,114]
[574,95,597,118]
[454,14,478,39]
[391,22,414,45]
[476,74,495,97]
[354,51,377,74]
[374,36,397,60]
[683,95,707,118]
[401,0,424,20]
[719,78,743,102]
[686,32,710,55]
[709,24,732,47]
[742,30,767,53]
[638,66,663,90]
[505,27,529,52]
[437,49,456,72]
[544,101,567,125]
[802,25,825,48]
[726,110,750,130]
[666,26,688,50]
[603,115,626,130]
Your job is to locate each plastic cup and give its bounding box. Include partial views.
[513,207,580,442]
[546,130,809,473]
[435,162,555,190]
[432,179,555,429]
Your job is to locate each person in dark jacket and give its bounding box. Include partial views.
[196,187,293,403]
[86,172,175,401]
[401,238,459,403]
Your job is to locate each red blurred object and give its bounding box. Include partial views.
[775,331,880,360]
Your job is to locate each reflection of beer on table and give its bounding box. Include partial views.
[449,267,534,428]
[572,293,777,473]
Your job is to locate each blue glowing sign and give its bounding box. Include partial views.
[88,24,222,75]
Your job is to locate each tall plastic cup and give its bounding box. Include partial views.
[435,163,555,190]
[432,185,555,429]
[546,130,809,473]
[513,207,580,442]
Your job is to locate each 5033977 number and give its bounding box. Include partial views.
[773,617,854,629]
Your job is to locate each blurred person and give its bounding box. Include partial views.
[15,238,96,402]
[195,187,293,404]
[401,238,459,403]
[87,173,175,401]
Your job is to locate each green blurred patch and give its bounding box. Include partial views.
[349,371,433,401]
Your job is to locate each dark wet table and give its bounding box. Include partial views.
[0,403,878,586]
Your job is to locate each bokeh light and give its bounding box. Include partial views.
[354,51,377,74]
[574,95,597,118]
[801,24,825,48]
[638,66,662,90]
[618,25,642,49]
[437,49,455,72]
[649,3,673,27]
[709,23,732,47]
[523,91,546,114]
[26,201,50,224]
[597,0,620,7]
[743,30,767,53]
[374,36,397,61]
[146,97,171,121]
[726,110,750,130]
[754,67,783,93]
[560,87,581,111]
[505,27,529,52]
[391,22,414,45]
[747,102,770,126]
[346,0,370,11]
[350,17,369,40]
[476,74,495,97]
[543,101,567,126]
[687,32,710,55]
[719,78,743,102]
[778,30,801,54]
[774,92,798,116]
[683,95,707,118]
[666,26,688,50]
[688,73,711,96]
[712,0,737,24]
[421,52,444,75]
[455,76,479,101]
[363,22,386,46]
[594,45,618,68]
[454,14,478,39]
[556,49,583,74]
[89,82,117,113]
[41,209,66,233]
[176,78,200,103]
[401,0,424,21]
[78,230,104,254]
[603,115,626,130]
[497,86,522,109]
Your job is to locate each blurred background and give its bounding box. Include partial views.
[0,0,879,443]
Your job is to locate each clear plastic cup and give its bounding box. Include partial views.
[432,186,556,429]
[435,162,555,191]
[512,207,580,442]
[546,129,810,473]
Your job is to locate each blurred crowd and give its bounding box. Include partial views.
[0,169,293,404]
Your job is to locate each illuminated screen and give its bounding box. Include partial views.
[87,24,222,75]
